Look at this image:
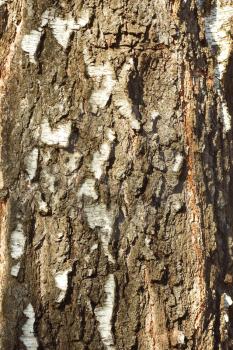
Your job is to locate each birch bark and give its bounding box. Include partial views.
[0,0,233,349]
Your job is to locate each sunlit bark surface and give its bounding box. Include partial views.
[1,0,233,349]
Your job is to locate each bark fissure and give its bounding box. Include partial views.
[1,0,233,349]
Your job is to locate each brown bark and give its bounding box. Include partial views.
[0,0,233,349]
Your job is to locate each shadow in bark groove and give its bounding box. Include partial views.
[224,51,233,130]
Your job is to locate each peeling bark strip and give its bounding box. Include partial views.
[94,274,116,350]
[54,268,72,303]
[41,9,90,49]
[172,153,184,173]
[11,262,20,277]
[40,120,72,147]
[21,9,90,64]
[10,223,26,260]
[84,55,116,112]
[20,304,38,350]
[91,143,111,179]
[78,178,98,200]
[25,148,39,180]
[10,223,26,277]
[84,51,140,129]
[84,204,115,263]
[21,30,42,64]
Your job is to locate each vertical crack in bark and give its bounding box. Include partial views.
[144,267,170,350]
[183,67,207,343]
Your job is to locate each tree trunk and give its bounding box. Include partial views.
[0,0,232,349]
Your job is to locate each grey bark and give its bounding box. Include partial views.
[0,0,232,349]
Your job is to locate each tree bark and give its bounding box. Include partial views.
[0,0,232,349]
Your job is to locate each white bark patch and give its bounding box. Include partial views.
[205,3,233,132]
[130,119,141,130]
[21,30,42,64]
[171,329,185,346]
[145,236,151,248]
[41,120,71,147]
[151,110,160,120]
[42,10,90,49]
[85,58,116,112]
[20,304,38,350]
[55,268,71,302]
[84,52,140,129]
[91,243,98,252]
[76,10,90,27]
[0,170,4,190]
[90,128,115,180]
[113,59,140,130]
[172,153,184,173]
[11,262,21,277]
[84,204,115,263]
[38,198,49,215]
[25,148,39,180]
[224,293,233,308]
[107,129,116,142]
[205,4,233,81]
[88,63,115,111]
[0,0,7,6]
[224,313,229,322]
[49,17,79,49]
[222,293,233,325]
[78,179,98,200]
[91,143,111,179]
[94,274,116,350]
[41,10,50,27]
[177,331,185,345]
[10,223,26,260]
[221,99,231,133]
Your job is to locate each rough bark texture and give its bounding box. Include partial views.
[1,0,233,349]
